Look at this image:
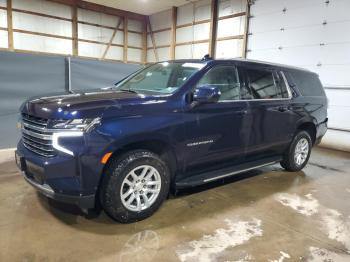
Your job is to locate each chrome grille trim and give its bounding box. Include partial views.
[22,137,54,152]
[22,133,52,146]
[23,143,55,157]
[22,128,52,140]
[21,114,55,157]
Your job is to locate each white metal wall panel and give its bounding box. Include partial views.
[14,32,72,54]
[0,0,6,7]
[150,9,171,31]
[0,31,8,48]
[176,27,193,43]
[128,32,142,48]
[78,9,120,28]
[177,3,194,25]
[177,0,211,25]
[147,49,156,63]
[78,24,113,43]
[105,46,123,61]
[217,16,244,38]
[0,9,7,27]
[194,23,210,40]
[216,39,242,58]
[319,65,350,87]
[128,19,142,32]
[111,31,124,45]
[78,42,105,58]
[12,0,71,19]
[147,35,153,49]
[175,43,209,59]
[194,0,211,21]
[193,42,209,58]
[249,0,283,16]
[326,89,350,130]
[154,30,171,46]
[175,45,192,59]
[13,12,72,37]
[127,48,142,62]
[157,47,170,61]
[218,0,245,17]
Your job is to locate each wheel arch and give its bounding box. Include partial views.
[297,122,317,145]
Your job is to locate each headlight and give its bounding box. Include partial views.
[51,118,101,132]
[50,118,100,156]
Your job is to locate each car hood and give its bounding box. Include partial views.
[21,90,168,119]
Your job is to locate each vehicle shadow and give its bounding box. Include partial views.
[36,164,310,234]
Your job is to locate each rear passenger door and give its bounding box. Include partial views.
[242,66,296,157]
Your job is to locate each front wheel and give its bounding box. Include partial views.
[281,131,312,172]
[100,150,170,223]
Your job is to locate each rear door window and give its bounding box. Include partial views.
[245,68,284,99]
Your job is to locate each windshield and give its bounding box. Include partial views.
[115,62,205,95]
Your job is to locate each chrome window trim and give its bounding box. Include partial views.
[217,70,293,103]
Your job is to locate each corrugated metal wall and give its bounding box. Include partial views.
[247,0,350,151]
[0,51,140,149]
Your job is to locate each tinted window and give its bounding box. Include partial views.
[289,70,325,97]
[277,72,290,98]
[246,68,283,99]
[197,65,240,101]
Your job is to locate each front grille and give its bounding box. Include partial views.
[21,113,55,157]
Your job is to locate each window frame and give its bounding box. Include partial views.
[239,66,292,102]
[195,63,242,102]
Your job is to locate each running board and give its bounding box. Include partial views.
[175,156,281,188]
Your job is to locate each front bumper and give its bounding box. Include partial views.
[23,174,95,208]
[15,143,97,209]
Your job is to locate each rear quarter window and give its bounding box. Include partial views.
[288,70,325,97]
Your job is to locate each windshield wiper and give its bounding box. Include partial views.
[119,88,138,94]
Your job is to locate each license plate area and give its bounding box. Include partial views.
[15,151,26,171]
[26,161,45,185]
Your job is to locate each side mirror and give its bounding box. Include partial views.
[193,85,221,104]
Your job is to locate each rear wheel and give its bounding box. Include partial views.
[281,130,312,171]
[100,150,170,223]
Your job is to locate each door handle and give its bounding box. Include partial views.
[277,106,288,112]
[236,110,248,115]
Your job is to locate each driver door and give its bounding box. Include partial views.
[182,63,252,172]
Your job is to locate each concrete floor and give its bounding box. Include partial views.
[0,147,349,262]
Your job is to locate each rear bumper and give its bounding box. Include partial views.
[315,117,328,145]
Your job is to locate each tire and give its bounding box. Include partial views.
[281,130,312,172]
[100,150,170,223]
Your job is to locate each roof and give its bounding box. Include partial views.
[165,58,311,73]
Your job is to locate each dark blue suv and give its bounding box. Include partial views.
[15,58,328,223]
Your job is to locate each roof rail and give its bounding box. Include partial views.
[201,54,212,61]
